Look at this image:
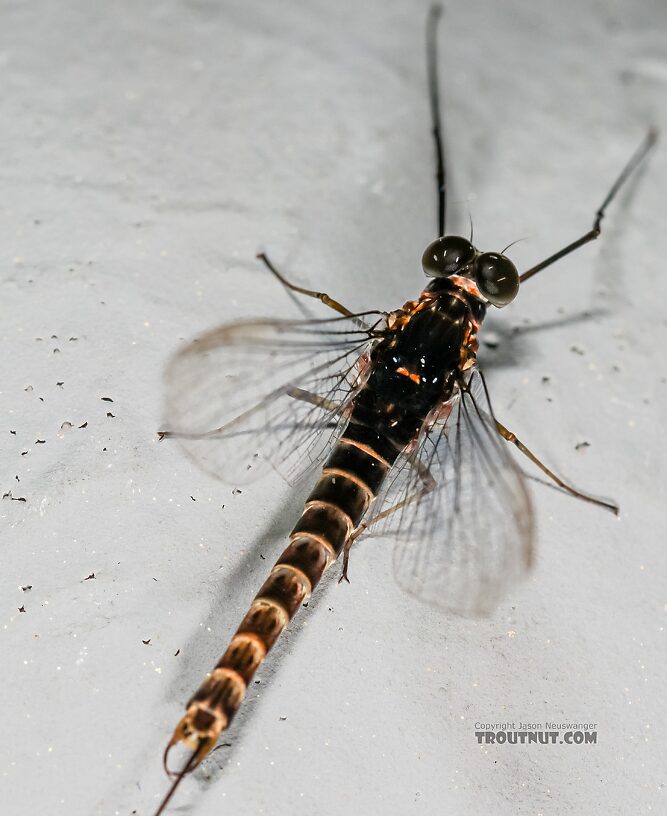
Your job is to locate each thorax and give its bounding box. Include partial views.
[351,279,486,439]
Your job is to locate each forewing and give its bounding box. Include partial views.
[369,368,533,616]
[161,315,380,486]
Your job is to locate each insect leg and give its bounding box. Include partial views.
[339,456,437,583]
[257,252,356,317]
[519,128,657,283]
[494,419,619,514]
[286,386,340,413]
[426,3,447,237]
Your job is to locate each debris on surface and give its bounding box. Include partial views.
[3,491,26,502]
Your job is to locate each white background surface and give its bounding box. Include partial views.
[1,1,666,815]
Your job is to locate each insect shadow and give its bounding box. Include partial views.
[479,307,611,371]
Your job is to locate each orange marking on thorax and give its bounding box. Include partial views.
[449,274,485,300]
[396,366,421,385]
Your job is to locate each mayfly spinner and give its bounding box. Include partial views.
[153,6,655,813]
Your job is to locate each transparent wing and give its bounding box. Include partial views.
[161,314,382,486]
[367,367,534,616]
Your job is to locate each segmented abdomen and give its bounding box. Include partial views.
[176,401,404,755]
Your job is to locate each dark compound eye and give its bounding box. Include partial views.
[474,252,520,307]
[421,236,476,277]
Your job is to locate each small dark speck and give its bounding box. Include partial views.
[21,585,32,592]
[254,680,261,684]
[546,397,553,403]
[39,397,44,402]
[174,649,180,657]
[482,338,499,350]
[69,337,78,342]
[10,430,16,435]
[3,491,26,502]
[302,602,309,608]
[575,441,590,451]
[56,382,64,387]
[18,606,26,613]
[570,345,585,356]
[259,554,265,560]
[101,397,114,403]
[21,451,28,456]
[84,572,96,580]
[142,639,151,645]
[78,422,88,429]
[106,412,115,418]
[53,348,60,354]
[51,334,58,340]
[221,505,225,509]
[541,376,550,384]
[152,577,158,582]
[15,475,19,482]
[232,488,242,495]
[102,447,107,451]
[35,439,46,444]
[279,716,287,721]
[328,607,334,612]
[190,495,197,501]
[24,385,33,392]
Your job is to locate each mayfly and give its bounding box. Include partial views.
[153,6,655,813]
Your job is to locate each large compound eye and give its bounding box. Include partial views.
[474,252,519,307]
[421,236,476,277]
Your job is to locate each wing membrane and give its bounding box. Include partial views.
[161,315,381,485]
[367,368,534,616]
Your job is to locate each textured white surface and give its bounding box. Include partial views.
[1,1,666,815]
